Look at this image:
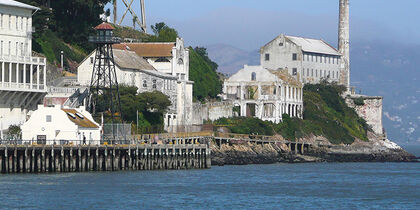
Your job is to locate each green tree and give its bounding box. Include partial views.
[146,22,178,42]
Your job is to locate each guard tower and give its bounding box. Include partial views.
[88,23,123,138]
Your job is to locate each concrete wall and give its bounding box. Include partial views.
[191,101,234,125]
[345,95,383,135]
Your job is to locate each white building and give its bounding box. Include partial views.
[0,0,47,133]
[260,34,341,84]
[78,38,193,131]
[21,105,101,145]
[223,65,303,123]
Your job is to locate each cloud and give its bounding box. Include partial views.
[406,127,415,135]
[384,112,402,123]
[393,104,408,110]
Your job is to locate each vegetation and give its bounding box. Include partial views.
[7,125,22,137]
[353,97,365,106]
[189,47,223,101]
[214,82,371,144]
[93,86,171,131]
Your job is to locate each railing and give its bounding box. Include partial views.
[0,138,209,146]
[88,35,121,44]
[1,82,46,91]
[0,55,46,64]
[48,86,80,94]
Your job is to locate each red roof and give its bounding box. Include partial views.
[94,22,114,30]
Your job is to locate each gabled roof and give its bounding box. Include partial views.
[285,35,341,56]
[62,109,99,128]
[113,42,175,57]
[0,0,39,10]
[113,49,156,71]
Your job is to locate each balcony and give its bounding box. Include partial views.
[88,35,121,44]
[0,55,46,64]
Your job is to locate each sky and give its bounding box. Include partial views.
[106,0,420,51]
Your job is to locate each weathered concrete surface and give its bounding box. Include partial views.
[346,95,383,135]
[191,101,234,125]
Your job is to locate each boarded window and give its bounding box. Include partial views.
[46,115,52,122]
[265,53,270,61]
[152,79,157,89]
[90,57,94,64]
[292,53,297,61]
[292,68,297,76]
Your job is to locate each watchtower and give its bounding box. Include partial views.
[87,22,123,138]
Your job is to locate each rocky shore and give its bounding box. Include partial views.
[210,136,418,165]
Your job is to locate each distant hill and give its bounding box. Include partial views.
[207,41,420,145]
[206,44,260,75]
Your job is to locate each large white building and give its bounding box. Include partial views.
[21,105,101,145]
[223,65,303,123]
[77,38,193,131]
[0,0,47,133]
[260,34,342,84]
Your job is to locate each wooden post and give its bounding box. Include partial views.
[13,147,17,173]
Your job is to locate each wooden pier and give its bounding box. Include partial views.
[0,144,211,173]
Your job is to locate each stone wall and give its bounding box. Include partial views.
[345,95,383,135]
[191,101,234,125]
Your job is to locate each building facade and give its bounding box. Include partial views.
[21,105,101,145]
[77,49,186,129]
[223,65,303,123]
[0,0,47,133]
[260,34,341,85]
[113,38,193,130]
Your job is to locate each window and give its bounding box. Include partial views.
[265,53,270,61]
[279,42,284,46]
[316,69,318,77]
[152,79,157,89]
[311,69,313,77]
[1,41,3,56]
[0,14,2,28]
[251,72,256,81]
[90,57,94,64]
[292,53,297,61]
[16,16,18,30]
[20,42,23,56]
[311,55,313,62]
[9,14,11,29]
[46,115,52,122]
[315,56,318,62]
[307,69,309,77]
[21,17,23,31]
[156,57,170,62]
[143,80,147,88]
[8,41,10,55]
[15,42,18,55]
[292,68,297,76]
[178,58,183,64]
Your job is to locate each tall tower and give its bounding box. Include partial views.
[88,23,123,138]
[113,0,117,24]
[338,0,350,89]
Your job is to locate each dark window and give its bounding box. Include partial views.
[156,57,170,62]
[90,57,94,64]
[292,53,297,61]
[143,80,147,88]
[152,79,157,89]
[292,68,297,76]
[279,42,284,46]
[251,72,256,81]
[265,53,270,61]
[46,115,52,122]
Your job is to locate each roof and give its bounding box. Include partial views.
[113,49,156,71]
[62,109,99,128]
[268,69,302,87]
[95,22,114,30]
[113,42,175,57]
[285,35,341,56]
[0,0,39,10]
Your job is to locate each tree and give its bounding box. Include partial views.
[151,22,168,35]
[133,16,137,30]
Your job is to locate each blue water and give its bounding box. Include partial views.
[0,162,419,209]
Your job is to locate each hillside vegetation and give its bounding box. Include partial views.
[214,82,371,144]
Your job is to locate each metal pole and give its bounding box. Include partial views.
[136,110,138,133]
[60,51,63,70]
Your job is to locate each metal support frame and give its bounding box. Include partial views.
[117,0,147,33]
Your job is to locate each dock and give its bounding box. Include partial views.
[0,144,211,173]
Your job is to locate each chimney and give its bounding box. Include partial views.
[338,0,350,89]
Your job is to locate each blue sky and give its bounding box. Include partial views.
[107,0,420,50]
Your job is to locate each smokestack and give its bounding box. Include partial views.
[338,0,350,89]
[113,0,117,24]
